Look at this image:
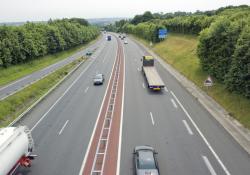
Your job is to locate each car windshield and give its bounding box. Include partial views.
[95,74,103,79]
[138,151,156,169]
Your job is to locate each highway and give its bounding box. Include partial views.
[13,34,250,175]
[0,36,105,100]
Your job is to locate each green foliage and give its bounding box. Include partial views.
[163,15,216,34]
[197,9,250,98]
[0,57,85,126]
[123,22,165,42]
[131,11,155,25]
[0,18,99,67]
[225,24,250,98]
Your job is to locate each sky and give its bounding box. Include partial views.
[0,0,249,22]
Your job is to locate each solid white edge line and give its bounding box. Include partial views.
[58,120,69,135]
[78,37,118,175]
[30,58,95,131]
[8,59,85,127]
[171,98,178,108]
[150,112,155,126]
[182,120,194,135]
[0,75,31,91]
[116,42,125,175]
[170,91,231,175]
[202,155,217,175]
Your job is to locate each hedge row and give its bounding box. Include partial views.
[122,22,165,42]
[197,10,250,98]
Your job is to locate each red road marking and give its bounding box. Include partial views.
[82,36,124,175]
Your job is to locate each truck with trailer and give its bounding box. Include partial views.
[141,56,165,91]
[0,126,36,175]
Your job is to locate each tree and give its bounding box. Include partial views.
[225,25,250,98]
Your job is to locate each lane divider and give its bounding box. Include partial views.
[182,120,194,135]
[150,112,155,126]
[202,155,217,175]
[170,91,231,175]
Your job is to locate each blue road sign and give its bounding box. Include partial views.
[158,29,167,39]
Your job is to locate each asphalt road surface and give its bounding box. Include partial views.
[13,34,250,175]
[0,35,105,100]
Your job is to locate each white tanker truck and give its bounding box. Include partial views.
[0,126,37,175]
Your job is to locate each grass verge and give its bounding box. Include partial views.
[0,56,85,127]
[132,33,250,129]
[0,36,100,87]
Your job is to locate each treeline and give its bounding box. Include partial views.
[197,9,250,98]
[0,18,99,67]
[122,22,165,42]
[162,15,215,35]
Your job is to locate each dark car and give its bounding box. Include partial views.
[86,50,92,56]
[93,74,104,85]
[133,146,160,175]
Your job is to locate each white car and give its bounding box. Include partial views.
[124,40,128,44]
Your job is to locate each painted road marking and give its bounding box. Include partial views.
[170,91,231,175]
[182,120,194,135]
[84,86,89,93]
[164,87,169,92]
[171,98,178,108]
[142,83,145,89]
[79,36,120,175]
[30,57,97,131]
[202,155,217,175]
[0,75,31,91]
[58,120,69,135]
[82,36,124,175]
[116,41,126,175]
[137,67,140,71]
[150,112,155,126]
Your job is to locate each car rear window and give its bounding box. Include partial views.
[138,151,156,169]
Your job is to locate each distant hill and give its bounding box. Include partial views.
[87,18,128,26]
[0,21,47,26]
[0,18,127,26]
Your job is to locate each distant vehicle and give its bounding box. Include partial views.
[119,35,121,38]
[107,35,111,41]
[93,73,105,85]
[0,126,37,175]
[133,145,160,175]
[124,40,128,44]
[86,50,92,56]
[141,55,165,91]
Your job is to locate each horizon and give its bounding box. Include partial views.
[0,0,249,23]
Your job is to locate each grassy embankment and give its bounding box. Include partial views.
[0,36,100,87]
[133,33,250,129]
[0,57,85,127]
